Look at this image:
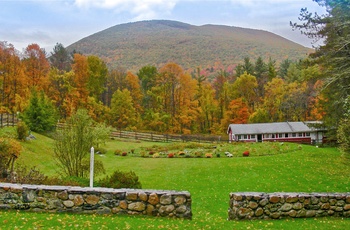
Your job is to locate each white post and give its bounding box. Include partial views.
[90,147,94,188]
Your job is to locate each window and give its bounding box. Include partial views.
[306,132,310,137]
[243,135,248,139]
[285,133,289,138]
[272,134,275,138]
[278,133,283,138]
[237,135,241,140]
[298,133,303,137]
[251,134,255,139]
[292,133,297,137]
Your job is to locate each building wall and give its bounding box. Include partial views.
[0,183,192,219]
[229,192,350,220]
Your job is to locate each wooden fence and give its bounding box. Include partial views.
[110,130,228,143]
[57,123,227,143]
[0,113,18,128]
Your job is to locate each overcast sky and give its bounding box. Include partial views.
[0,0,327,53]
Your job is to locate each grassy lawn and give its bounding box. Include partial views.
[1,130,350,229]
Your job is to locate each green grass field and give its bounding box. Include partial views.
[1,130,350,229]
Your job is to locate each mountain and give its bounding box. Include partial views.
[67,20,313,72]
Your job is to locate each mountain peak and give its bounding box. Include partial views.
[68,20,312,71]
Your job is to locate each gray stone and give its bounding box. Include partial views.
[63,200,74,208]
[97,206,111,215]
[23,190,36,203]
[175,196,186,205]
[306,210,316,217]
[176,205,187,213]
[293,202,303,210]
[255,208,264,217]
[148,193,159,205]
[248,201,259,209]
[281,203,293,211]
[128,202,146,211]
[160,194,172,205]
[57,191,68,200]
[259,199,268,206]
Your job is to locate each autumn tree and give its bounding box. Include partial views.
[110,89,138,130]
[0,138,22,181]
[47,68,75,118]
[231,72,258,111]
[125,71,143,114]
[221,98,250,129]
[72,53,89,107]
[22,44,50,91]
[0,42,25,117]
[105,67,127,106]
[213,70,231,120]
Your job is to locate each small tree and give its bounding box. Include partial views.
[54,109,110,177]
[21,88,58,133]
[0,138,22,180]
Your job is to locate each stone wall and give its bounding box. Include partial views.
[0,183,192,219]
[228,192,350,220]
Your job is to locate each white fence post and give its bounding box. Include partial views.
[90,147,94,188]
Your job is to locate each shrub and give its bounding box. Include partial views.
[168,153,174,158]
[178,151,185,156]
[95,147,107,154]
[149,151,155,155]
[243,150,250,157]
[13,165,47,184]
[131,149,135,154]
[205,153,213,158]
[114,149,122,155]
[122,152,127,156]
[194,151,203,158]
[152,153,160,158]
[98,170,142,189]
[16,121,29,141]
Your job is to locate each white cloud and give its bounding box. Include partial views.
[74,0,177,20]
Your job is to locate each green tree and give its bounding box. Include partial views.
[291,0,350,137]
[235,57,254,77]
[110,89,137,130]
[49,43,72,72]
[87,55,108,101]
[54,109,110,178]
[21,89,58,133]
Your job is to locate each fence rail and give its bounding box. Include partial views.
[57,123,227,143]
[110,130,227,143]
[0,113,18,128]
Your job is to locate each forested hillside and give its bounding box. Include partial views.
[0,40,323,135]
[67,20,312,72]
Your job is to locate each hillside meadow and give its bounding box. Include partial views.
[1,129,350,229]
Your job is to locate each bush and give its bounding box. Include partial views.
[122,152,127,156]
[168,153,174,158]
[16,121,29,141]
[243,150,250,157]
[95,147,107,154]
[114,149,122,155]
[13,165,47,184]
[205,153,213,158]
[98,170,142,189]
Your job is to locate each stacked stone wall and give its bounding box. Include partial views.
[0,183,192,219]
[229,192,350,220]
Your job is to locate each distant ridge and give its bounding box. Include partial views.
[67,20,313,71]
